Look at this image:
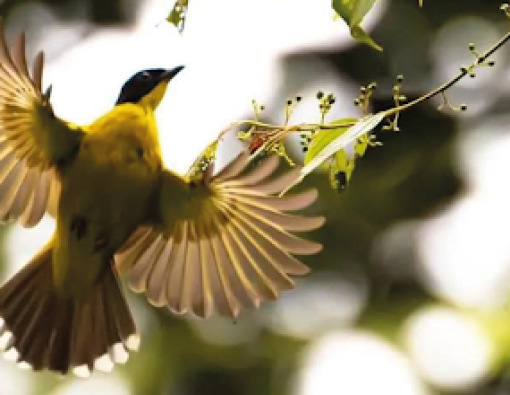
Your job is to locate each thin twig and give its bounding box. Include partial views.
[384,31,510,117]
[232,120,356,132]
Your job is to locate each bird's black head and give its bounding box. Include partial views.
[115,66,184,107]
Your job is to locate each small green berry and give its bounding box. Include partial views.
[460,104,468,111]
[396,75,404,83]
[468,42,476,51]
[296,96,302,102]
[286,99,293,106]
[317,91,324,99]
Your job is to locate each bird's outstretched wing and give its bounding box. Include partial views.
[115,152,325,318]
[0,21,83,226]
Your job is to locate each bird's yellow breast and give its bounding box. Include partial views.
[84,104,162,169]
[53,104,163,298]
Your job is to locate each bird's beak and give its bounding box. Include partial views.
[159,66,185,82]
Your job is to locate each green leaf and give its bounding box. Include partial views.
[333,0,376,25]
[304,118,358,165]
[330,118,360,127]
[167,0,189,33]
[332,0,382,51]
[351,25,383,52]
[303,113,384,176]
[281,113,385,195]
[306,119,377,193]
[355,134,371,157]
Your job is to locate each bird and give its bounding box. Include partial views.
[0,21,325,377]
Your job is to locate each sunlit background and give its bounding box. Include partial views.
[1,0,510,394]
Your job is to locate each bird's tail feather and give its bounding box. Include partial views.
[0,242,138,376]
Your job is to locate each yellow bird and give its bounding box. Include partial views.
[0,22,324,376]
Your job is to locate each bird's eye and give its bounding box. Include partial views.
[139,71,151,81]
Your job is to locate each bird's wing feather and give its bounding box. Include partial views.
[115,152,325,318]
[0,21,83,226]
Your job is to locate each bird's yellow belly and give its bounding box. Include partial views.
[53,132,162,298]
